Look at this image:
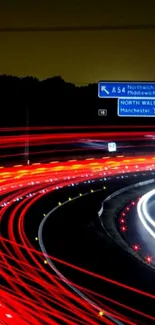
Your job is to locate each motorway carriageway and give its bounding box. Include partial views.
[1,155,155,325]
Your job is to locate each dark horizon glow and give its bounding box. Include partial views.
[0,1,155,83]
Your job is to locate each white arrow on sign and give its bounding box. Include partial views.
[101,85,110,95]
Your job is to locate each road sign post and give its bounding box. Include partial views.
[108,142,117,152]
[98,109,107,116]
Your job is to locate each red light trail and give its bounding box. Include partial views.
[0,125,155,132]
[0,126,154,164]
[1,152,155,324]
[0,131,154,149]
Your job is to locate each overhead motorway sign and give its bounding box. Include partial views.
[98,82,155,99]
[118,98,155,117]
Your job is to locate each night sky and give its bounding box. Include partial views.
[1,0,155,83]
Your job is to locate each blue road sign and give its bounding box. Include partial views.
[118,98,155,117]
[98,82,155,99]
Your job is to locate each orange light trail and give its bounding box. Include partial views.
[0,154,155,324]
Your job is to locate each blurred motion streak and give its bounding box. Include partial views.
[1,134,155,324]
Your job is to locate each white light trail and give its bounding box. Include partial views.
[137,188,155,238]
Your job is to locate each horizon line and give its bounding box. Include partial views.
[0,24,155,32]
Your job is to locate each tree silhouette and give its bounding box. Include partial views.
[0,75,149,127]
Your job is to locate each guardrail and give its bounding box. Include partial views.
[102,178,155,204]
[97,177,155,269]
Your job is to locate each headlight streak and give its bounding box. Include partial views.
[137,189,155,238]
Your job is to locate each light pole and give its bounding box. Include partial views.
[25,107,30,165]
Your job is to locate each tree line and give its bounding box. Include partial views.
[0,75,149,127]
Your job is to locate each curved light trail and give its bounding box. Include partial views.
[137,189,155,238]
[1,154,155,324]
[38,193,124,325]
